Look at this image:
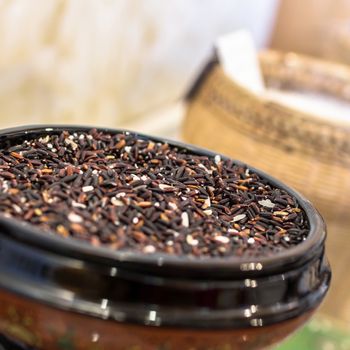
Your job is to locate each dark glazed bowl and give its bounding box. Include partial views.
[0,125,331,350]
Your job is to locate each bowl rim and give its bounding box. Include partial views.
[0,124,327,276]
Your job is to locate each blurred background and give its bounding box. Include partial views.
[0,0,278,128]
[1,0,350,348]
[3,0,350,128]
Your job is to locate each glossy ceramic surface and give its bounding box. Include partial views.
[0,125,331,349]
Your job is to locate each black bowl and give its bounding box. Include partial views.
[0,125,331,350]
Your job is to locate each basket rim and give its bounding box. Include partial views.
[188,49,350,130]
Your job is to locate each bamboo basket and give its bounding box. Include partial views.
[184,50,350,223]
[183,50,350,325]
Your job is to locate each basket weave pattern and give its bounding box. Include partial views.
[184,51,350,222]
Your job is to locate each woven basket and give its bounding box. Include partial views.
[183,50,350,223]
[183,50,350,325]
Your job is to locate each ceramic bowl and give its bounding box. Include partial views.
[0,125,331,350]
